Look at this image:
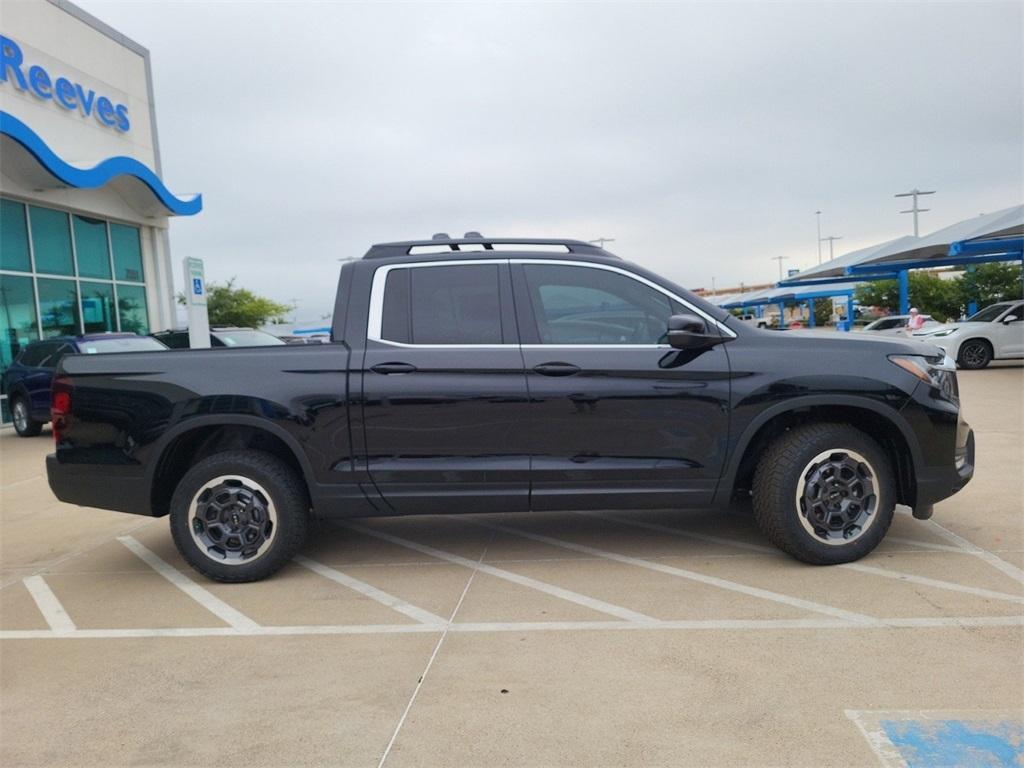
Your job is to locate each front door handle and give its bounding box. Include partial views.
[533,362,581,377]
[371,362,417,375]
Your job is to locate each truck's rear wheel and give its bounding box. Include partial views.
[752,423,894,564]
[169,450,309,582]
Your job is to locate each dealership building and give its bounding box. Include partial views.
[0,0,200,424]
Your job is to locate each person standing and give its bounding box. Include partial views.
[906,307,926,333]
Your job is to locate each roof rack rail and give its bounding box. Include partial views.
[363,234,618,260]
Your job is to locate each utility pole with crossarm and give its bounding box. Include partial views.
[895,188,935,236]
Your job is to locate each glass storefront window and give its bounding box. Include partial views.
[29,206,74,275]
[81,281,117,333]
[111,223,144,282]
[1,199,31,272]
[73,215,112,279]
[1,197,156,425]
[0,274,39,374]
[117,284,149,334]
[37,278,80,338]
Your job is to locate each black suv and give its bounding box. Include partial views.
[47,235,974,582]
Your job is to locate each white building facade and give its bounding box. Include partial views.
[0,0,199,424]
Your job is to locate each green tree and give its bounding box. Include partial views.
[958,263,1023,308]
[811,298,833,326]
[854,279,899,313]
[178,278,292,327]
[853,272,962,322]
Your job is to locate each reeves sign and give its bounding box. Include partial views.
[0,35,130,133]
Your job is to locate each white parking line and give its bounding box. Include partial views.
[1,613,1021,641]
[586,512,1024,605]
[579,511,777,555]
[478,521,878,625]
[2,474,42,490]
[117,536,260,631]
[294,555,446,625]
[845,709,909,768]
[885,536,966,554]
[925,519,1024,587]
[843,563,1024,605]
[22,575,76,634]
[343,522,658,624]
[0,516,156,591]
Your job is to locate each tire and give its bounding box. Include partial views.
[11,396,42,437]
[957,339,992,370]
[169,450,309,582]
[752,422,895,565]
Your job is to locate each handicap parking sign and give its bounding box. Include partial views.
[184,257,207,306]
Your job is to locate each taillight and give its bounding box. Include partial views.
[51,377,72,443]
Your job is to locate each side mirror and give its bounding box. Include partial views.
[667,314,722,350]
[1002,315,1019,324]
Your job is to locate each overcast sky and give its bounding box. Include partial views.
[78,0,1023,320]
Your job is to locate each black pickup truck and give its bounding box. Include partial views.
[47,235,975,582]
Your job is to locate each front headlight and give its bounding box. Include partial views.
[889,354,959,400]
[930,327,958,337]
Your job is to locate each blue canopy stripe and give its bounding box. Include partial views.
[0,111,202,216]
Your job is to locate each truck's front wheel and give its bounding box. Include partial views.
[169,450,309,582]
[752,423,895,564]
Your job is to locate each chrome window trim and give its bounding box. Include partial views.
[366,258,736,347]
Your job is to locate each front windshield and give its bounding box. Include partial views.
[79,337,168,354]
[214,330,286,347]
[966,303,1011,323]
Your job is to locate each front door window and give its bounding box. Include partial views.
[522,263,688,345]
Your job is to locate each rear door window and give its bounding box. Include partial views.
[19,343,55,367]
[380,264,505,345]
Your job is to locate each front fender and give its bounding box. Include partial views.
[713,392,922,506]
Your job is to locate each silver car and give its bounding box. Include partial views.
[862,314,940,336]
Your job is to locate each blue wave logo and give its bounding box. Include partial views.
[0,111,202,216]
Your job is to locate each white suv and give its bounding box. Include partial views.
[913,301,1024,369]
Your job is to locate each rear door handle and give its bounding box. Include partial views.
[371,362,417,375]
[533,362,581,377]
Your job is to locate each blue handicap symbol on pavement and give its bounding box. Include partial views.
[881,719,1023,767]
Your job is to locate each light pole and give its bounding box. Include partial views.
[711,276,716,296]
[770,255,788,281]
[820,235,842,261]
[588,237,615,249]
[895,188,935,236]
[815,210,822,264]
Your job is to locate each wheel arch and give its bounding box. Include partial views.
[147,416,317,517]
[956,336,993,362]
[718,395,922,509]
